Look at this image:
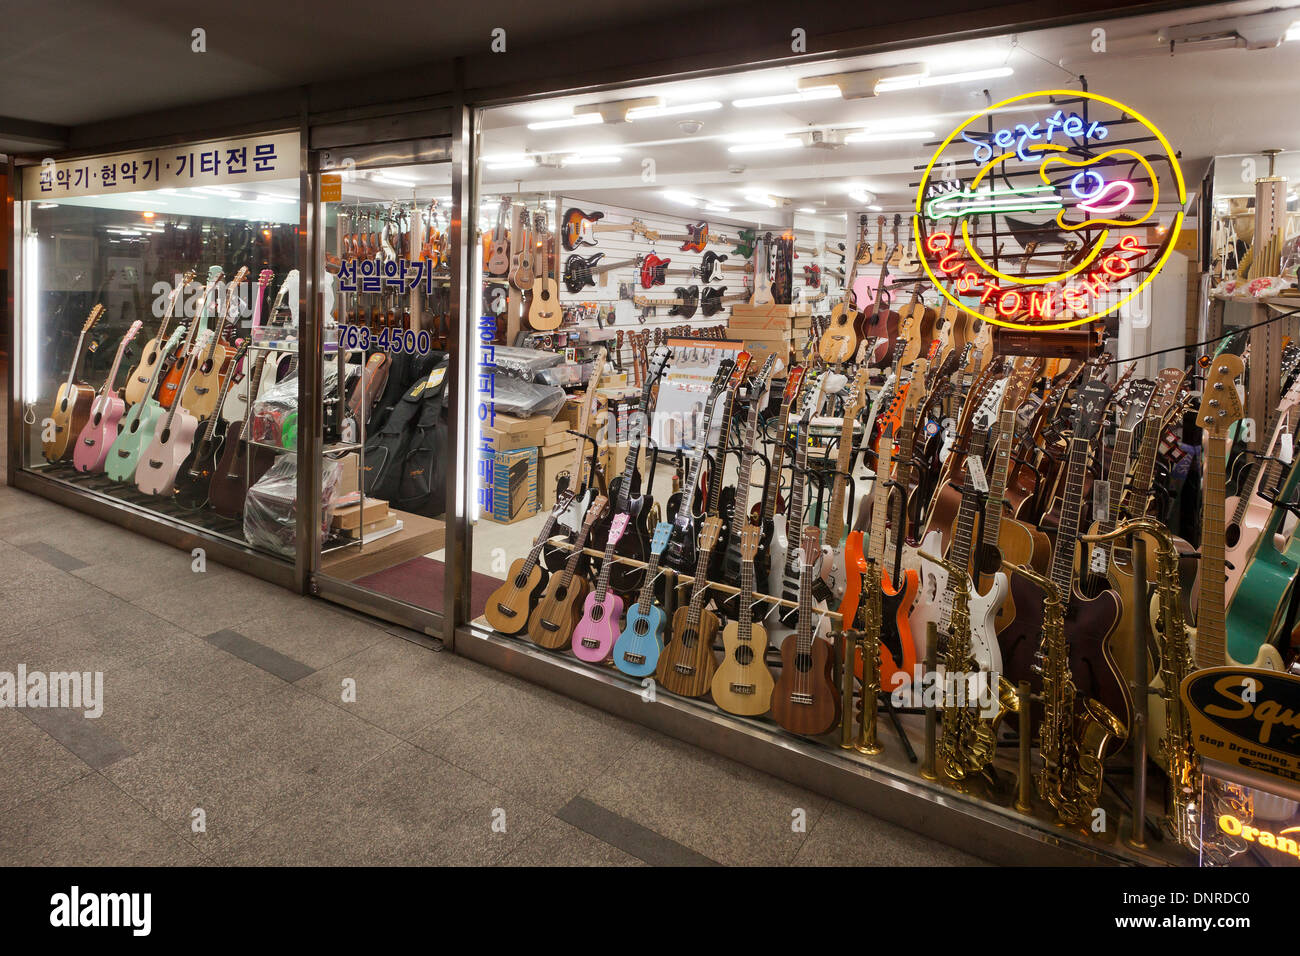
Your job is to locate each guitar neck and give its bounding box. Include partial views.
[948,430,990,576]
[1124,415,1163,515]
[761,397,798,522]
[707,391,741,514]
[727,402,765,546]
[738,556,755,634]
[983,408,1016,552]
[867,437,895,562]
[826,402,859,545]
[635,553,662,615]
[1100,427,1136,536]
[1196,433,1228,668]
[1048,437,1091,599]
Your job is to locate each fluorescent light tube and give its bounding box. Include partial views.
[727,139,802,153]
[627,101,722,120]
[526,113,604,130]
[732,87,840,108]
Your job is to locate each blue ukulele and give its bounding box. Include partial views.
[613,522,674,678]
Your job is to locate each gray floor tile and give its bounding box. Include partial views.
[0,601,196,673]
[0,566,120,637]
[295,636,497,739]
[408,673,647,813]
[104,684,401,852]
[557,796,718,865]
[792,799,987,866]
[225,598,387,672]
[202,629,315,682]
[0,709,90,812]
[498,814,645,867]
[126,569,292,634]
[16,540,89,572]
[580,734,830,867]
[0,774,203,866]
[21,707,134,770]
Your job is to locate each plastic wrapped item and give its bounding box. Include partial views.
[488,345,564,379]
[251,370,298,448]
[243,454,343,556]
[491,375,565,419]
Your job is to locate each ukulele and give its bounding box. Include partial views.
[125,269,193,406]
[73,319,144,473]
[528,497,608,649]
[220,269,274,423]
[656,516,724,697]
[771,527,840,736]
[159,266,222,409]
[526,211,561,331]
[612,522,674,678]
[712,525,776,716]
[182,266,248,419]
[509,207,535,289]
[486,199,511,276]
[105,325,188,482]
[888,214,904,268]
[571,513,630,663]
[135,330,213,495]
[208,351,277,518]
[870,215,888,264]
[483,491,576,635]
[42,304,105,462]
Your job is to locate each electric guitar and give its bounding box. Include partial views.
[612,522,673,678]
[631,287,700,319]
[571,513,630,663]
[527,212,561,331]
[771,527,840,736]
[699,286,748,318]
[220,269,274,423]
[42,304,104,462]
[770,374,826,626]
[484,492,576,635]
[819,366,870,603]
[73,319,143,473]
[125,269,193,406]
[105,325,188,482]
[563,253,637,293]
[182,266,248,419]
[528,498,607,649]
[635,221,717,253]
[756,366,806,553]
[135,330,213,495]
[712,525,776,716]
[560,208,649,251]
[656,516,724,697]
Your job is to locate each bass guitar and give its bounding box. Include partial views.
[563,253,637,293]
[42,305,104,462]
[560,208,647,250]
[483,491,575,635]
[135,330,212,495]
[632,287,699,319]
[528,498,607,649]
[712,525,776,716]
[612,522,673,677]
[571,513,630,663]
[656,516,724,697]
[73,319,143,473]
[771,527,840,736]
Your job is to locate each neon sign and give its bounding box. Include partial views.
[915,89,1185,332]
[1218,815,1300,860]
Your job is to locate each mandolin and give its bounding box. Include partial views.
[105,324,187,482]
[135,330,212,496]
[125,269,192,406]
[182,266,247,419]
[771,527,840,736]
[571,513,630,663]
[73,319,143,473]
[656,516,723,697]
[527,212,561,331]
[612,522,673,678]
[483,491,575,635]
[42,304,105,462]
[712,525,776,716]
[528,498,607,649]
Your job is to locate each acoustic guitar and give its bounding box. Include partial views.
[220,269,274,424]
[172,340,253,510]
[712,525,776,717]
[486,199,511,276]
[817,215,867,364]
[105,325,188,482]
[42,304,104,462]
[182,266,248,419]
[771,526,840,736]
[483,491,575,635]
[125,269,193,406]
[656,516,723,697]
[73,319,143,473]
[526,212,561,331]
[159,266,222,409]
[528,498,607,649]
[135,330,212,495]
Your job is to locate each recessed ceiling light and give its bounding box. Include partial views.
[797,207,817,214]
[847,187,877,204]
[731,87,841,108]
[728,139,803,154]
[867,204,883,211]
[627,100,722,120]
[704,204,732,213]
[486,159,535,171]
[526,113,604,130]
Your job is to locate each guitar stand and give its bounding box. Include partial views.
[1103,774,1164,843]
[878,693,918,763]
[565,429,603,496]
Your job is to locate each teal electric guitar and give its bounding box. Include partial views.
[612,522,673,678]
[104,323,188,482]
[1216,354,1289,670]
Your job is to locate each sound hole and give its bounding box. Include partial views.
[1224,524,1240,549]
[555,586,568,601]
[590,606,604,623]
[733,645,755,666]
[513,573,528,587]
[681,629,699,648]
[160,428,171,444]
[794,652,814,673]
[634,618,648,636]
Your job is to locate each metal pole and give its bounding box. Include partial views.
[1127,535,1149,849]
[921,622,939,781]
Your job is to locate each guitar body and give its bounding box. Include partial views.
[124,338,167,406]
[483,559,546,635]
[839,533,919,691]
[43,384,95,461]
[208,421,276,519]
[527,576,591,650]
[908,531,1006,672]
[662,496,700,572]
[220,361,273,424]
[157,354,187,409]
[612,604,666,678]
[1223,490,1284,596]
[134,410,200,496]
[770,629,840,735]
[1225,543,1296,669]
[528,277,561,331]
[571,593,625,662]
[656,605,719,697]
[72,393,126,473]
[561,208,602,250]
[712,619,774,716]
[818,305,857,364]
[171,432,226,511]
[608,499,650,598]
[179,344,228,421]
[105,401,163,482]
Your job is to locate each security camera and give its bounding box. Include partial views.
[678,119,704,135]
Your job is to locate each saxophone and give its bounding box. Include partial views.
[856,559,884,755]
[1005,560,1126,826]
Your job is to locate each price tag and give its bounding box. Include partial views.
[965,456,989,493]
[1093,479,1111,524]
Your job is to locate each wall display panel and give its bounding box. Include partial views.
[458,2,1300,865]
[16,134,305,557]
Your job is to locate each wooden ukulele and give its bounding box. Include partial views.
[818,216,868,364]
[125,269,193,406]
[486,198,511,276]
[42,304,105,462]
[182,266,248,419]
[527,212,561,331]
[509,206,535,289]
[483,491,575,635]
[771,527,840,736]
[528,498,607,649]
[571,513,630,663]
[712,525,776,716]
[73,319,144,473]
[656,516,724,697]
[870,215,888,264]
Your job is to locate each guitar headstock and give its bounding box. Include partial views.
[707,358,735,398]
[1073,379,1115,442]
[698,515,724,553]
[800,527,821,567]
[192,329,216,352]
[740,524,763,562]
[649,521,673,556]
[163,324,188,352]
[204,265,224,287]
[258,268,274,288]
[727,352,752,391]
[632,220,658,242]
[647,345,672,385]
[227,338,253,365]
[581,495,609,534]
[1149,367,1188,426]
[750,354,778,397]
[551,490,576,518]
[82,304,105,333]
[783,366,805,406]
[1116,379,1156,432]
[1198,354,1245,438]
[974,377,1009,430]
[606,513,630,547]
[123,319,144,344]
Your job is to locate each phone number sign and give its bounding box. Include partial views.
[914,90,1185,331]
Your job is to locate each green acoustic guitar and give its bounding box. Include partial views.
[1219,353,1290,671]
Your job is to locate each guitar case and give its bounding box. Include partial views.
[362,352,449,518]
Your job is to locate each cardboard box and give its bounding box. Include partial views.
[332,452,359,498]
[741,338,792,367]
[556,399,583,429]
[540,449,579,511]
[729,324,792,342]
[332,497,390,530]
[482,413,551,452]
[347,511,399,539]
[486,447,538,524]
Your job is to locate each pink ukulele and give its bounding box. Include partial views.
[571,513,629,663]
[73,320,143,473]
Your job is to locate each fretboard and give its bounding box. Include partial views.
[707,389,740,515]
[1123,417,1162,518]
[1100,427,1135,536]
[867,435,895,563]
[738,555,754,638]
[727,398,764,550]
[675,393,723,525]
[685,545,714,625]
[1196,434,1228,668]
[826,397,859,545]
[983,408,1016,552]
[593,535,621,604]
[1048,436,1091,600]
[635,553,662,615]
[761,396,797,523]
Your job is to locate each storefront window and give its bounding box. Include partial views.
[17,133,302,557]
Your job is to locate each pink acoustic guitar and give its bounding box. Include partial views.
[135,330,212,496]
[73,319,143,473]
[571,513,629,662]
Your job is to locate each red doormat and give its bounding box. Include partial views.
[353,556,502,615]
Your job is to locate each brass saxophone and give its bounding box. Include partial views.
[1083,519,1199,847]
[856,559,884,755]
[1005,560,1127,825]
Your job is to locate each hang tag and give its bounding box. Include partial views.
[1093,479,1111,524]
[965,456,989,494]
[1282,431,1294,464]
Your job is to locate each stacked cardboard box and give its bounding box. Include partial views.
[727,303,813,367]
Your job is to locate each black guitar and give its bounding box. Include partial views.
[669,286,699,319]
[562,252,637,294]
[173,341,251,511]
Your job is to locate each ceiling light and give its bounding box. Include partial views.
[196,187,240,198]
[732,87,841,108]
[867,204,883,211]
[847,187,877,204]
[36,202,58,209]
[704,203,732,213]
[627,100,722,120]
[875,66,1013,92]
[663,190,699,206]
[371,172,416,185]
[844,129,935,143]
[797,207,817,214]
[527,113,604,130]
[797,64,928,99]
[728,139,803,153]
[1288,23,1300,41]
[486,159,536,171]
[564,155,621,166]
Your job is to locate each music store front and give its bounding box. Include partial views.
[10,0,1300,865]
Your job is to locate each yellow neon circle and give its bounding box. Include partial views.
[915,89,1185,332]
